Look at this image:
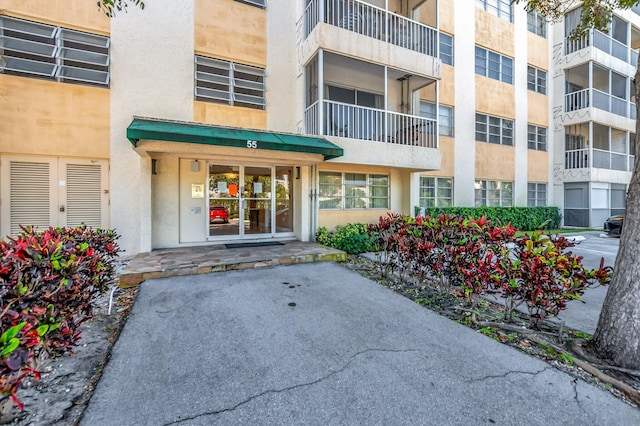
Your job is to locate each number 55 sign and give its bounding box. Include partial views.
[246,140,258,149]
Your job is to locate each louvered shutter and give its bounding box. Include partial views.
[10,161,51,235]
[66,164,103,228]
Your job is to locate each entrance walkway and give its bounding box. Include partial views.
[119,241,346,286]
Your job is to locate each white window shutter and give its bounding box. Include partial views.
[10,161,51,235]
[65,164,103,228]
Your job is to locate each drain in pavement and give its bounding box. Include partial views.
[288,302,297,307]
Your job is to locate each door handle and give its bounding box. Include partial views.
[59,205,65,212]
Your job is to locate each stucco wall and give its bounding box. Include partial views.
[527,150,549,183]
[1,0,109,34]
[527,32,549,70]
[475,143,516,181]
[194,102,267,130]
[475,8,515,57]
[194,0,266,67]
[527,92,549,126]
[0,75,109,158]
[438,0,455,34]
[475,76,516,119]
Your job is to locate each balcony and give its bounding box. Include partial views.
[305,100,437,148]
[565,88,634,119]
[565,29,640,66]
[304,0,437,56]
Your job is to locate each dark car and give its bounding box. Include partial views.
[209,205,229,223]
[604,215,624,236]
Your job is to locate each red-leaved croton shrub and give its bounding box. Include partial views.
[369,213,611,329]
[0,226,120,409]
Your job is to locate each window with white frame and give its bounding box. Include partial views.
[527,125,547,151]
[440,33,454,66]
[195,56,266,110]
[419,177,453,207]
[527,66,547,94]
[475,0,513,22]
[475,113,513,145]
[234,0,266,8]
[0,16,110,86]
[319,172,389,209]
[527,10,547,38]
[420,102,454,137]
[475,46,513,84]
[475,180,513,207]
[527,183,547,206]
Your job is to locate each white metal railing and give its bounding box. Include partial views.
[565,88,632,118]
[304,100,438,148]
[566,29,637,65]
[565,148,589,169]
[304,0,437,57]
[565,89,589,112]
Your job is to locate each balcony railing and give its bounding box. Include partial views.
[565,148,589,169]
[565,148,634,171]
[304,0,437,56]
[304,100,438,148]
[565,29,639,65]
[565,88,634,118]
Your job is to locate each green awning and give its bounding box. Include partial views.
[127,118,343,160]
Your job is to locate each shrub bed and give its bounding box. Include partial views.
[316,223,377,254]
[0,226,120,409]
[368,213,610,328]
[414,206,562,231]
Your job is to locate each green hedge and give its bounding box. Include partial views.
[413,206,562,231]
[316,223,377,254]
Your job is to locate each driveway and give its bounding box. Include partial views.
[81,263,639,425]
[556,232,620,334]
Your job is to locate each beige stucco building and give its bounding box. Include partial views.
[0,0,637,255]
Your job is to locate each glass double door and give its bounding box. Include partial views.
[208,164,293,239]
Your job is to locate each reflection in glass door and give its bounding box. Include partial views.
[208,164,294,239]
[275,166,293,233]
[208,165,240,238]
[243,166,272,236]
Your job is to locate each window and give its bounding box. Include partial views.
[475,113,513,146]
[476,0,513,22]
[475,180,513,207]
[527,66,547,94]
[528,183,547,206]
[195,56,266,110]
[419,177,453,207]
[0,16,110,86]
[440,33,454,66]
[527,125,547,151]
[319,172,389,209]
[527,11,547,38]
[420,102,455,137]
[234,0,265,7]
[475,47,513,84]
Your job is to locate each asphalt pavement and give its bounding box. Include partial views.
[555,232,620,334]
[81,262,639,425]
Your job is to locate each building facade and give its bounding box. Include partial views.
[0,0,636,255]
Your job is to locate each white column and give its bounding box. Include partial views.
[453,2,476,205]
[110,0,195,254]
[513,6,529,205]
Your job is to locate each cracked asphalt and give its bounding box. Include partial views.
[81,263,640,425]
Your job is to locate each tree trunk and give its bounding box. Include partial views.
[592,58,640,369]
